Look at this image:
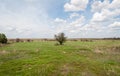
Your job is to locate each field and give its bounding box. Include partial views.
[0,40,120,76]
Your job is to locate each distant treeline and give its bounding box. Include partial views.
[8,37,120,43]
[103,38,120,40]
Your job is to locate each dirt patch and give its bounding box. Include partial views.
[94,49,104,54]
[60,64,70,75]
[94,46,120,55]
[109,46,120,52]
[104,46,120,54]
[81,71,96,76]
[0,50,9,55]
[63,51,66,54]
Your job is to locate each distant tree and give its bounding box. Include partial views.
[16,38,20,42]
[55,32,67,45]
[0,33,7,44]
[27,39,31,42]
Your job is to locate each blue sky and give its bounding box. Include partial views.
[0,0,120,38]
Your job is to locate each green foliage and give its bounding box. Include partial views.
[0,33,7,44]
[55,32,67,45]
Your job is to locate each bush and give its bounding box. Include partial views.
[55,32,67,45]
[16,38,20,42]
[27,39,31,42]
[0,33,7,44]
[54,43,59,46]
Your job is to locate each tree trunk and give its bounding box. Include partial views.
[59,42,63,45]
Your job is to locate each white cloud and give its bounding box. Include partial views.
[69,13,80,19]
[64,0,89,12]
[91,12,106,22]
[91,0,120,22]
[109,0,120,9]
[55,0,120,38]
[87,0,120,36]
[0,1,54,38]
[107,22,120,31]
[70,15,85,26]
[92,10,119,22]
[91,0,110,12]
[54,18,66,23]
[91,0,120,12]
[0,0,120,38]
[109,22,120,28]
[53,17,69,34]
[53,15,86,35]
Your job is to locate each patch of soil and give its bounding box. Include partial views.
[60,64,70,75]
[94,49,104,54]
[0,50,9,55]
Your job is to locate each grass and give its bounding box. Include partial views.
[0,40,120,76]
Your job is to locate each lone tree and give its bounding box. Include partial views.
[55,32,67,45]
[0,33,7,44]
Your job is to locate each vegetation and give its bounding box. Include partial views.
[0,40,120,76]
[16,38,20,42]
[55,33,67,45]
[0,33,7,44]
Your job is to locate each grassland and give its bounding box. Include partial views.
[0,40,120,76]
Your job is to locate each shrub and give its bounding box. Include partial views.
[27,39,31,42]
[0,33,7,44]
[16,38,20,42]
[55,32,67,45]
[54,43,59,46]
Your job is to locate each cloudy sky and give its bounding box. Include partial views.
[0,0,120,38]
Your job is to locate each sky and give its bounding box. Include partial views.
[0,0,120,38]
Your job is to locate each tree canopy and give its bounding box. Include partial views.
[0,33,7,44]
[55,32,67,45]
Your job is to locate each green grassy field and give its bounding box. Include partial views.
[0,40,120,76]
